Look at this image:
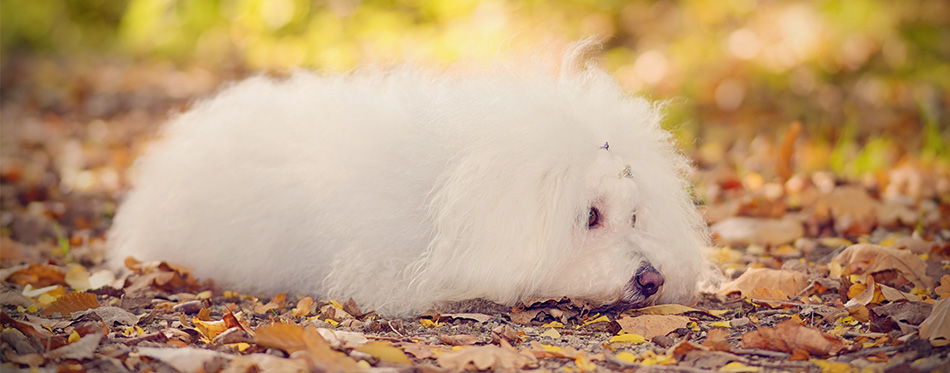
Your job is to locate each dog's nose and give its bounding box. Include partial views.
[635,265,664,297]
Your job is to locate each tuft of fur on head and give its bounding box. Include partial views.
[107,41,719,316]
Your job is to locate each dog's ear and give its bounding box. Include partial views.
[410,140,592,305]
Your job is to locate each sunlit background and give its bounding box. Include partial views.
[2,0,949,182]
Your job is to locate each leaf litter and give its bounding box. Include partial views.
[1,57,950,372]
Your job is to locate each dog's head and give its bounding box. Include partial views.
[409,52,714,311]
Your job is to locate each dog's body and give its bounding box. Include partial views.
[108,46,715,316]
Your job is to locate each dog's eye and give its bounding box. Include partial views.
[588,207,600,228]
[631,212,637,228]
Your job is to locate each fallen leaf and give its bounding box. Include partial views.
[437,345,536,371]
[935,275,950,299]
[615,315,690,339]
[47,332,102,360]
[718,268,808,301]
[832,244,933,289]
[719,361,759,372]
[711,217,804,247]
[740,316,846,356]
[8,264,66,287]
[354,341,412,364]
[441,313,493,323]
[93,306,138,326]
[0,283,35,307]
[609,333,647,344]
[293,297,313,317]
[41,292,99,317]
[814,186,879,234]
[315,328,368,349]
[703,328,731,351]
[136,346,231,371]
[65,265,91,291]
[919,297,950,346]
[440,334,478,346]
[193,318,230,343]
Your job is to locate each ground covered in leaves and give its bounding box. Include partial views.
[2,58,950,372]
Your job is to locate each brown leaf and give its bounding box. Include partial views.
[440,334,479,346]
[832,243,933,289]
[740,316,846,356]
[615,315,690,340]
[8,264,66,287]
[46,332,103,360]
[703,328,731,352]
[935,275,950,299]
[919,297,950,346]
[437,345,536,371]
[718,268,809,301]
[293,297,314,317]
[814,186,879,235]
[40,292,99,317]
[255,323,308,354]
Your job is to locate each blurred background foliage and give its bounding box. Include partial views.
[2,0,949,176]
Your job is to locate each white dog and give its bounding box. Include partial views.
[108,44,715,316]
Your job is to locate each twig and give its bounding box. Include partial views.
[388,320,404,337]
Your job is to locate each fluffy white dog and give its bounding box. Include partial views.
[108,44,715,316]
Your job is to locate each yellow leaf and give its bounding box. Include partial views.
[354,341,412,364]
[541,344,562,353]
[541,321,564,328]
[325,318,339,326]
[193,318,228,342]
[329,300,343,309]
[574,352,597,372]
[420,319,440,327]
[609,334,646,344]
[709,321,731,328]
[706,309,729,317]
[614,352,637,363]
[810,359,852,373]
[229,342,250,352]
[197,290,213,300]
[720,361,759,372]
[68,330,81,343]
[579,314,610,328]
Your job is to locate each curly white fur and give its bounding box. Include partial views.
[108,43,716,316]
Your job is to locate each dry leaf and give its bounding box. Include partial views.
[740,316,846,356]
[441,313,493,323]
[815,186,879,234]
[293,297,313,317]
[440,334,479,346]
[718,268,809,300]
[64,265,91,291]
[193,318,230,343]
[711,217,804,247]
[254,323,308,353]
[935,275,950,299]
[9,264,66,287]
[354,341,412,364]
[41,292,99,317]
[437,345,536,371]
[136,346,230,371]
[703,328,731,351]
[315,328,368,349]
[919,297,950,346]
[46,332,103,360]
[832,243,933,289]
[615,315,689,339]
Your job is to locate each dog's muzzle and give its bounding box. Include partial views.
[615,263,665,310]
